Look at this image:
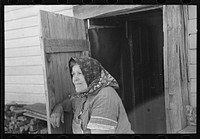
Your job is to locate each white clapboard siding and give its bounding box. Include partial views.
[188,19,197,34]
[5,26,39,40]
[5,84,45,94]
[5,75,44,84]
[5,93,46,104]
[4,5,75,105]
[189,93,196,108]
[5,36,40,49]
[189,65,196,79]
[189,34,196,49]
[5,5,33,12]
[190,79,196,93]
[188,5,197,107]
[5,6,74,31]
[5,6,41,21]
[5,46,41,58]
[5,66,43,75]
[188,5,197,19]
[189,50,196,64]
[5,5,74,21]
[5,15,38,31]
[5,56,43,66]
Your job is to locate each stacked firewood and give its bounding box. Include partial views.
[5,103,47,134]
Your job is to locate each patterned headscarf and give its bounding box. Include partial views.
[69,56,119,98]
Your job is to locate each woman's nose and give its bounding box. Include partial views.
[73,75,79,81]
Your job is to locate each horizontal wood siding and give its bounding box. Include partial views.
[5,75,44,84]
[5,56,43,66]
[5,36,40,49]
[4,5,33,12]
[5,46,41,57]
[189,34,196,49]
[5,5,73,21]
[5,66,43,75]
[188,19,197,34]
[188,5,196,108]
[189,50,196,64]
[5,26,39,40]
[5,5,74,104]
[189,65,196,79]
[5,15,38,31]
[5,84,45,94]
[5,93,46,104]
[190,79,196,93]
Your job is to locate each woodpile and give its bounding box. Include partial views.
[5,102,48,134]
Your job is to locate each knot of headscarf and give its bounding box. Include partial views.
[68,56,119,99]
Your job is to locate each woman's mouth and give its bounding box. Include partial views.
[75,83,82,85]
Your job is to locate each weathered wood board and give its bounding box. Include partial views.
[163,5,189,133]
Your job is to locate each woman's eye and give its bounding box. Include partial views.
[72,72,82,76]
[77,72,82,75]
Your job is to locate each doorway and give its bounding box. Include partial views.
[88,8,166,133]
[126,10,166,133]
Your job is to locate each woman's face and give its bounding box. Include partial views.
[72,64,88,93]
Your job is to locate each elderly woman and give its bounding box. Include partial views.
[50,56,134,134]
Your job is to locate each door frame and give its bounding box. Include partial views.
[39,5,189,133]
[76,5,189,133]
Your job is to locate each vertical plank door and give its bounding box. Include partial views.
[39,10,90,133]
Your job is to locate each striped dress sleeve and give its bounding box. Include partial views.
[87,87,118,130]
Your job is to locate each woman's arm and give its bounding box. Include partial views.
[84,128,115,134]
[90,129,115,134]
[50,97,72,128]
[87,87,118,133]
[60,97,72,112]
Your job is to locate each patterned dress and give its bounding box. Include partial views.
[68,56,134,133]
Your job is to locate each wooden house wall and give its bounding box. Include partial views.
[5,5,196,108]
[188,5,197,108]
[5,5,75,104]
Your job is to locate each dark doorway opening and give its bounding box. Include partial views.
[88,8,166,133]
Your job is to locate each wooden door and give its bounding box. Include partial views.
[128,22,166,133]
[39,10,90,133]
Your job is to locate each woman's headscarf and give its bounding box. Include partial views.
[69,56,119,98]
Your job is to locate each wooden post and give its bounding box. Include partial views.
[163,5,189,133]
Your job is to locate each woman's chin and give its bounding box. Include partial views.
[75,89,85,93]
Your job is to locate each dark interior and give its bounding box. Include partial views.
[88,9,166,133]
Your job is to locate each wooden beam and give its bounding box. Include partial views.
[44,38,89,53]
[73,5,162,19]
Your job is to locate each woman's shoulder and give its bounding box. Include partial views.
[97,86,118,98]
[88,86,118,105]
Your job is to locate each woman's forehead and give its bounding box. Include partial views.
[72,64,81,72]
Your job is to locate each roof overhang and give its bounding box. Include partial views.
[73,5,163,19]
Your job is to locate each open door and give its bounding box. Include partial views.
[39,10,90,133]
